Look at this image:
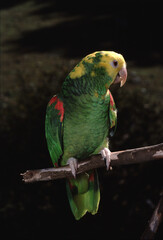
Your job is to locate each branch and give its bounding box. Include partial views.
[21,143,163,183]
[141,191,163,240]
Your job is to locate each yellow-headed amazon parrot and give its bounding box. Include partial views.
[45,51,127,220]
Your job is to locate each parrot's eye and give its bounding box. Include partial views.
[111,60,118,68]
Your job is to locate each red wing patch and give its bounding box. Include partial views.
[109,90,114,107]
[49,96,57,106]
[54,162,58,167]
[89,172,94,182]
[49,96,64,122]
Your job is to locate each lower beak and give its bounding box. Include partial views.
[114,66,127,87]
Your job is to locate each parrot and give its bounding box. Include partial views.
[45,51,127,220]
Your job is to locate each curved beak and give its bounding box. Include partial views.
[114,66,127,87]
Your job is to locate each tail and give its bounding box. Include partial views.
[66,170,100,220]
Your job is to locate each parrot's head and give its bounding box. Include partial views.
[85,51,127,88]
[63,51,127,97]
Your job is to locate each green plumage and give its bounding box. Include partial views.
[61,93,110,165]
[45,51,126,220]
[66,170,100,220]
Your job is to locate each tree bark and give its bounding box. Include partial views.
[141,191,163,240]
[21,143,163,183]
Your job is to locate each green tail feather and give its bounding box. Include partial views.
[66,170,100,220]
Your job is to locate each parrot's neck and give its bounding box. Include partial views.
[61,74,113,98]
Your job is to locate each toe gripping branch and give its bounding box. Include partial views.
[100,148,111,170]
[67,157,78,178]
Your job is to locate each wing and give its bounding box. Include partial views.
[108,90,117,137]
[45,95,64,167]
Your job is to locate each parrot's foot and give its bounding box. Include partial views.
[100,148,111,170]
[67,157,78,178]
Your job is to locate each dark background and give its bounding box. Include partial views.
[1,1,163,239]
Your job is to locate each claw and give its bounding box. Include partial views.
[100,148,111,171]
[67,157,78,178]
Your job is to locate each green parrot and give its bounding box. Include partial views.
[45,51,127,220]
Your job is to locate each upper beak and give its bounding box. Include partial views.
[114,66,127,87]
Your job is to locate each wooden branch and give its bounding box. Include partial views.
[141,191,163,240]
[21,143,163,183]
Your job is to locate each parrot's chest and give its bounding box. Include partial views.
[63,96,109,160]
